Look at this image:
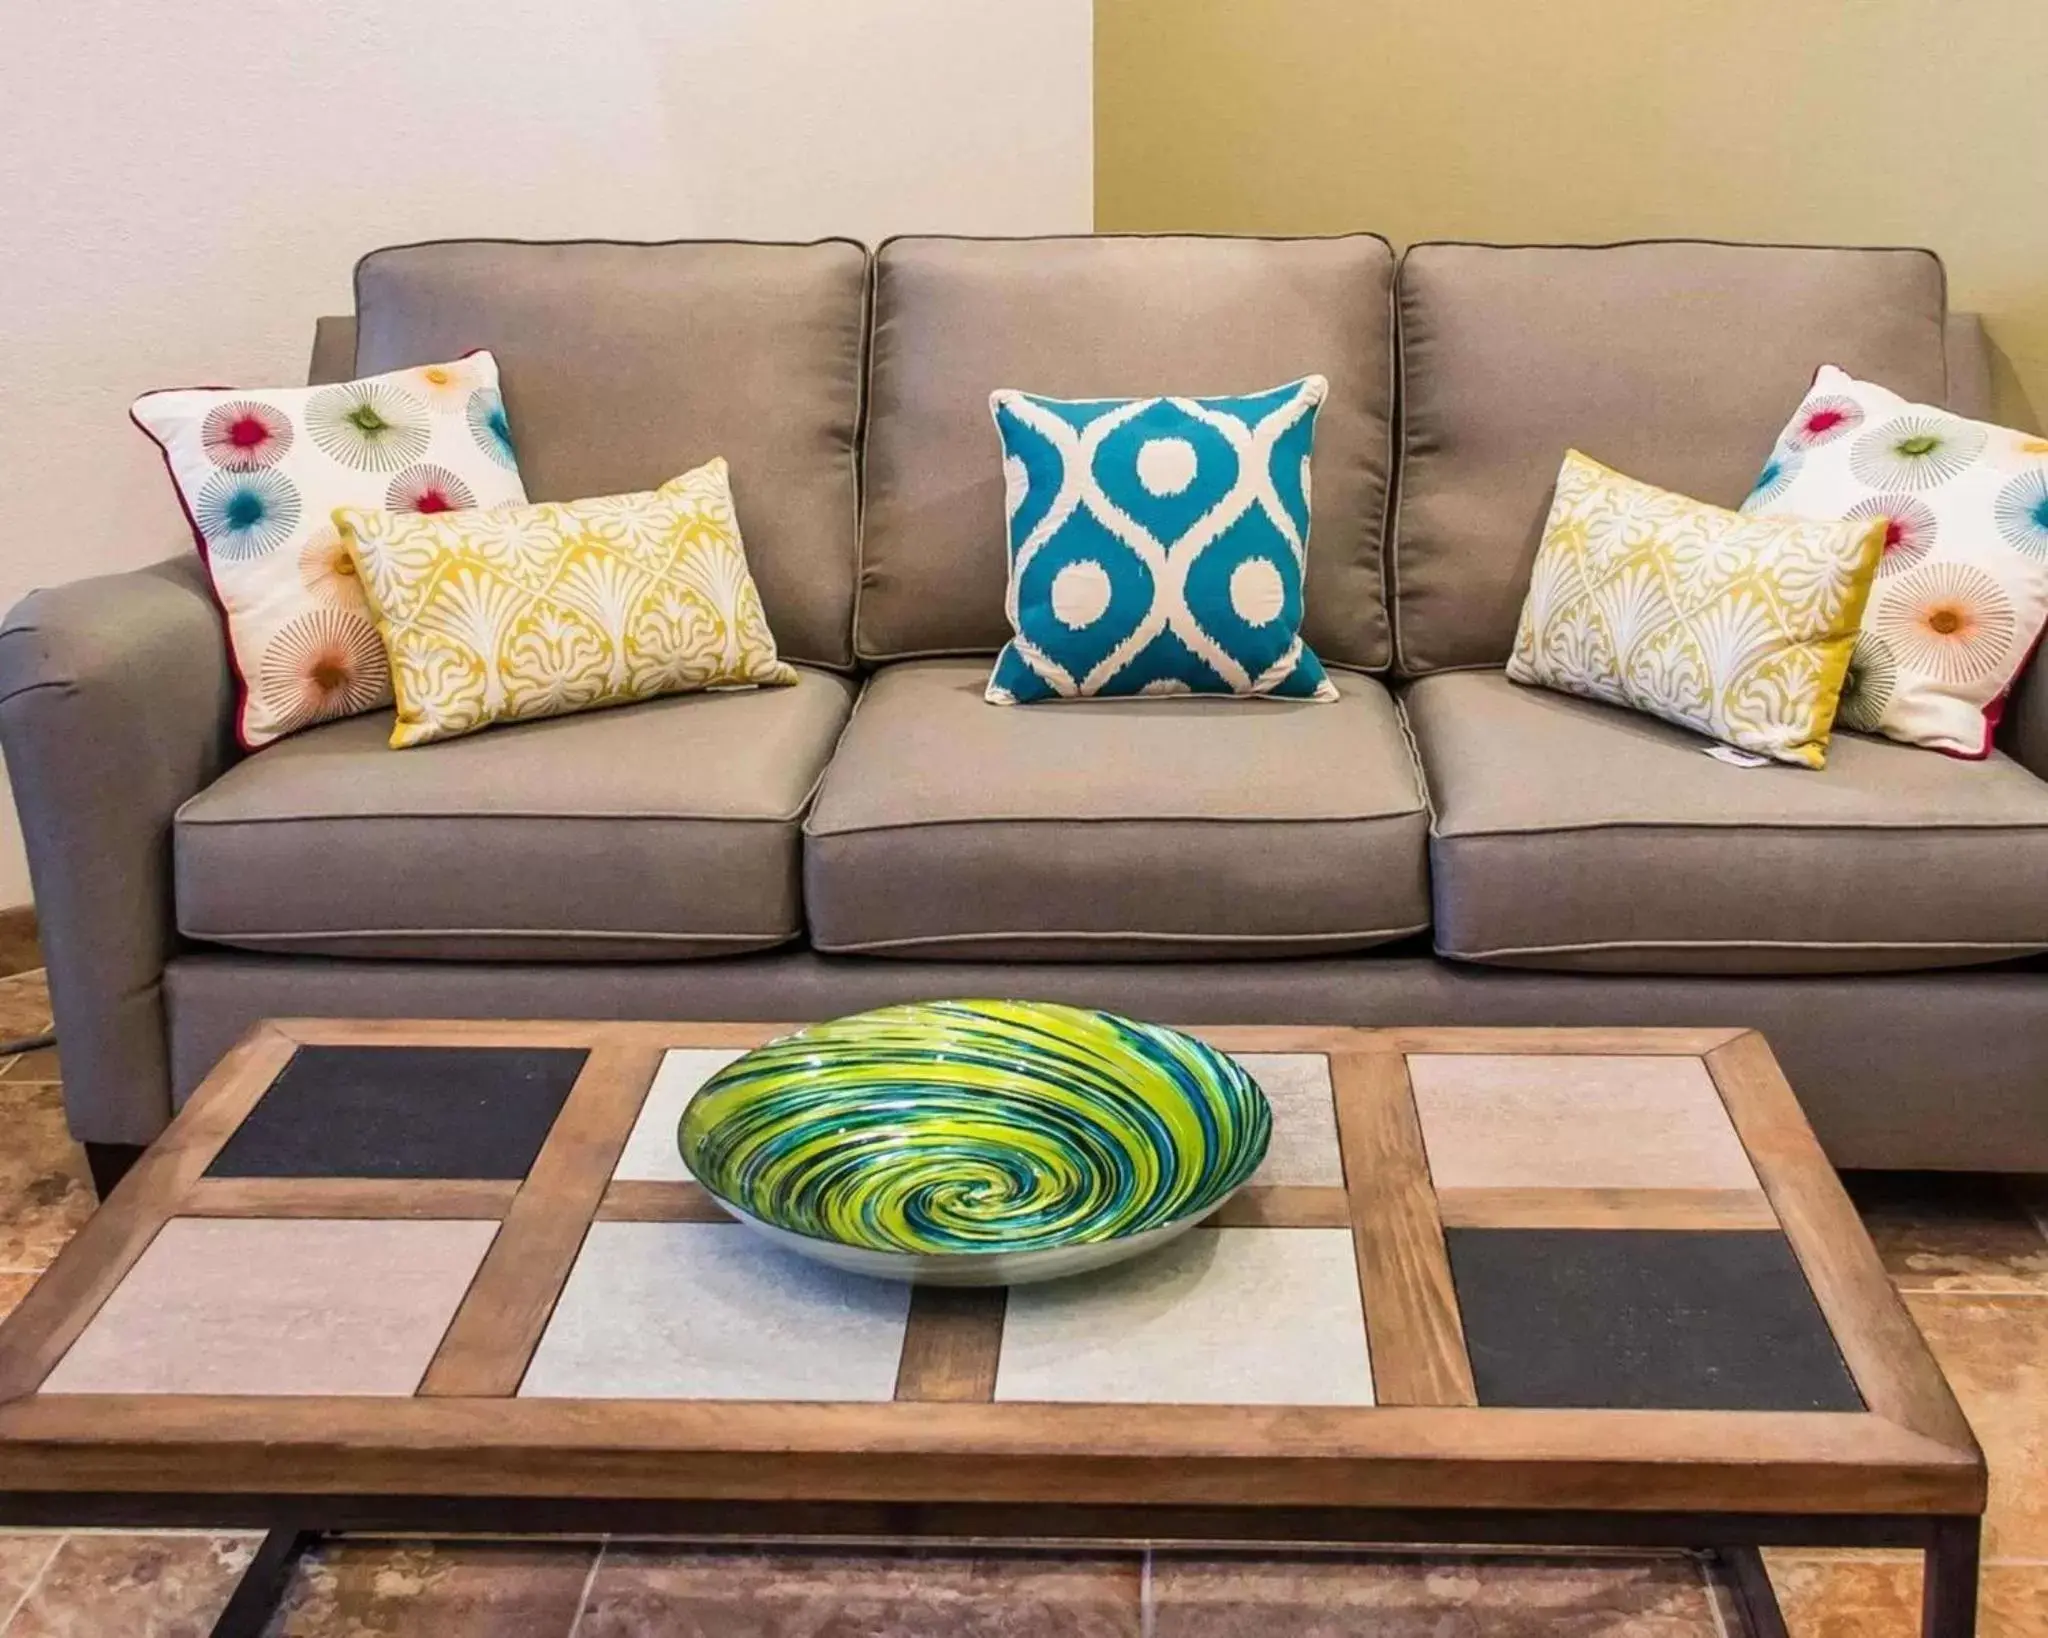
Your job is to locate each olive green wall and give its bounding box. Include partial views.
[1094,0,2044,427]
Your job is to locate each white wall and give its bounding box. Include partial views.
[0,0,1094,906]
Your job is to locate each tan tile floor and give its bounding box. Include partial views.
[0,963,2042,1635]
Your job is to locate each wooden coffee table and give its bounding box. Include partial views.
[0,1020,1985,1636]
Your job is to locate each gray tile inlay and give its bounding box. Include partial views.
[1233,1053,1341,1187]
[520,1222,911,1400]
[613,1049,748,1182]
[996,1228,1372,1406]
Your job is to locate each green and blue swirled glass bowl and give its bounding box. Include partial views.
[678,1000,1272,1285]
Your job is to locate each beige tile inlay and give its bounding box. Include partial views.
[1234,1054,1342,1187]
[577,1543,1143,1638]
[1407,1054,1758,1191]
[41,1217,499,1396]
[1148,1549,1724,1637]
[998,1228,1371,1405]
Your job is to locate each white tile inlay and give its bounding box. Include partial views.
[996,1228,1372,1405]
[612,1048,748,1181]
[520,1222,910,1400]
[1233,1053,1342,1186]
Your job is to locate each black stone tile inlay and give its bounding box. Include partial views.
[207,1045,589,1179]
[1446,1228,1863,1412]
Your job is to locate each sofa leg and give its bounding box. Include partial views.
[84,1142,145,1201]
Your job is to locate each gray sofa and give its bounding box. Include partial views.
[6,235,2046,1181]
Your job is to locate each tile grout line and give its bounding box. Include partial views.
[1893,1286,2048,1299]
[1767,1549,2048,1567]
[0,1533,66,1634]
[565,1536,606,1638]
[20,1528,252,1540]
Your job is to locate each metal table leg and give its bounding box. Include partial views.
[1922,1517,1981,1638]
[209,1528,315,1638]
[1719,1546,1791,1638]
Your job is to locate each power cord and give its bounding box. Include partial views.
[0,1031,53,1054]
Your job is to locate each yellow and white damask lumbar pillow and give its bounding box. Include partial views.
[335,458,797,748]
[1508,450,1886,768]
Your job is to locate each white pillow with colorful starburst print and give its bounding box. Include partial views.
[1742,365,2048,757]
[132,353,527,748]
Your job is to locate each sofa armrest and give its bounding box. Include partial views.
[1944,313,1994,421]
[2006,648,2048,782]
[0,555,236,1143]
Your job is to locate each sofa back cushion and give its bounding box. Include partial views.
[352,239,868,670]
[1392,241,1949,675]
[858,234,1396,670]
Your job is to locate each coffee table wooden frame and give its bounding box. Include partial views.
[0,1020,1987,1637]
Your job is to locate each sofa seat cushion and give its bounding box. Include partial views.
[1404,669,2048,974]
[175,669,858,960]
[803,659,1429,958]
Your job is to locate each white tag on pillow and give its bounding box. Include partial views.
[1703,745,1773,768]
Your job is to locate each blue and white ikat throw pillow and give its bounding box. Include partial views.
[986,376,1339,704]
